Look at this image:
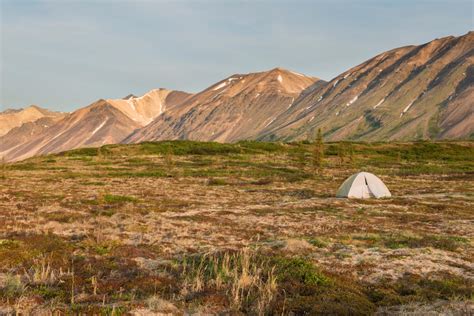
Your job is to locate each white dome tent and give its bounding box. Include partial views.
[336,172,391,198]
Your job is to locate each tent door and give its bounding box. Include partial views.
[363,176,375,198]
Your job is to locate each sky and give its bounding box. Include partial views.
[1,0,473,112]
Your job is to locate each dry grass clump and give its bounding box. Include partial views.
[23,255,62,285]
[178,249,278,314]
[173,248,379,314]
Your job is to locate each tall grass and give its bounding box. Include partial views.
[23,255,72,285]
[178,249,278,314]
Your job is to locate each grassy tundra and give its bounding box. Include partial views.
[0,141,473,314]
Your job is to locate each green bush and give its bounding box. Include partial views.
[272,257,329,286]
[103,194,138,204]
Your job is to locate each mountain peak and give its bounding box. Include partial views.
[124,68,320,144]
[267,67,314,78]
[123,94,137,100]
[204,68,318,97]
[269,67,285,72]
[26,104,41,110]
[0,104,64,137]
[24,104,53,115]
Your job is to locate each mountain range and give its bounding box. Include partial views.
[1,32,472,162]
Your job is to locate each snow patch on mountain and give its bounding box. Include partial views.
[346,95,358,106]
[374,98,385,109]
[91,119,108,136]
[400,99,416,117]
[50,129,67,142]
[289,70,305,77]
[287,98,295,108]
[127,100,137,112]
[264,117,276,128]
[212,82,228,91]
[212,77,242,91]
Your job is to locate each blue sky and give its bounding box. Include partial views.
[1,0,472,111]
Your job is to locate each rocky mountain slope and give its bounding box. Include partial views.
[259,31,474,141]
[0,100,141,161]
[0,105,65,137]
[0,116,65,157]
[124,68,320,143]
[0,89,190,161]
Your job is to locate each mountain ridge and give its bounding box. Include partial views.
[1,32,472,162]
[258,31,473,141]
[0,89,191,161]
[124,67,321,143]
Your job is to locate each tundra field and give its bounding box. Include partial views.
[0,141,473,315]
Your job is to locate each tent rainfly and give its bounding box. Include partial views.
[336,172,391,199]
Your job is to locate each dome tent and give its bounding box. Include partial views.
[336,172,391,198]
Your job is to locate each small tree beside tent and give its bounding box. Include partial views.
[312,128,324,172]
